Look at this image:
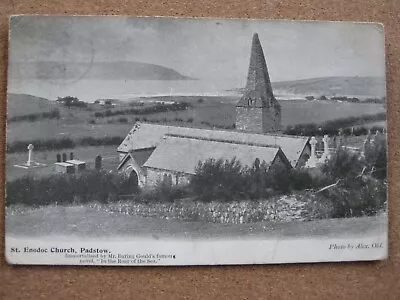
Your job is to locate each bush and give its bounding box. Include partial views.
[317,177,387,218]
[6,171,138,207]
[364,135,387,180]
[190,158,247,202]
[189,157,320,202]
[321,147,363,179]
[141,180,191,203]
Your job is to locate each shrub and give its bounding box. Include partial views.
[317,177,387,218]
[190,158,247,202]
[321,147,364,179]
[364,135,387,180]
[6,171,138,207]
[118,117,128,123]
[141,180,191,203]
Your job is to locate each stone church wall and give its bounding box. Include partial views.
[236,107,264,133]
[262,104,282,133]
[236,105,281,134]
[145,168,191,188]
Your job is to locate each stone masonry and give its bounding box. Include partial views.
[236,33,282,133]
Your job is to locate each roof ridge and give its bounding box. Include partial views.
[137,122,308,139]
[164,133,281,149]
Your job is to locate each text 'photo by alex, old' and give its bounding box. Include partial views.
[5,16,388,265]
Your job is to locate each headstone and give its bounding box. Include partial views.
[62,153,67,162]
[56,153,61,162]
[95,155,102,170]
[27,144,34,166]
[305,137,318,168]
[70,152,74,160]
[320,135,330,163]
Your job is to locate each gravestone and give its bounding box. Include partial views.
[27,144,34,166]
[56,153,61,162]
[305,137,318,168]
[62,153,67,162]
[70,152,74,160]
[95,155,102,170]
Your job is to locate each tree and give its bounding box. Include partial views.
[104,99,113,107]
[57,96,87,108]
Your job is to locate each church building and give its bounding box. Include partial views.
[117,33,311,188]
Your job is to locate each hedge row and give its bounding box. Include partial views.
[93,102,190,118]
[8,109,60,123]
[7,136,124,153]
[284,113,386,136]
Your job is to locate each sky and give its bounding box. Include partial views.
[9,16,386,82]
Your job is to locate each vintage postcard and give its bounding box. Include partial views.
[5,16,388,265]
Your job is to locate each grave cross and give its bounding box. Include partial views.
[27,144,34,166]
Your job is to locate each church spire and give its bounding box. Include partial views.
[237,33,276,108]
[235,33,282,133]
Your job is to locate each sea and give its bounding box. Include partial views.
[8,79,245,102]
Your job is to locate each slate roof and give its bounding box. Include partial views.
[143,136,286,175]
[117,122,309,168]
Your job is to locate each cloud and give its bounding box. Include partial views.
[9,16,386,81]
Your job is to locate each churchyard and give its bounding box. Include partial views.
[5,93,388,238]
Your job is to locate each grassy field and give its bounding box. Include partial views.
[6,145,118,181]
[6,94,386,143]
[5,204,387,239]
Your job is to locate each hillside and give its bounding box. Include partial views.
[9,61,194,81]
[272,76,386,98]
[7,93,57,118]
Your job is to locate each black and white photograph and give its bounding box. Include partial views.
[5,16,388,265]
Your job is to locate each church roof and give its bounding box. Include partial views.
[236,33,278,108]
[143,136,287,175]
[117,122,309,168]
